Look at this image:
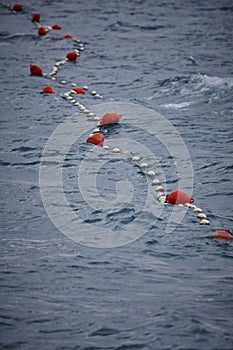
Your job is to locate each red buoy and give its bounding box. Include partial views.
[52,24,62,30]
[32,13,40,22]
[38,26,47,36]
[86,133,104,146]
[30,64,43,76]
[12,3,22,11]
[43,85,55,94]
[211,229,233,241]
[165,190,194,205]
[66,51,78,61]
[64,34,74,39]
[72,87,86,95]
[98,112,122,126]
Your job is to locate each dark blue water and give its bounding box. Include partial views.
[0,0,233,349]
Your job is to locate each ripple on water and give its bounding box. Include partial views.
[0,0,233,350]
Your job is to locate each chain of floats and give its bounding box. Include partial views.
[3,2,233,241]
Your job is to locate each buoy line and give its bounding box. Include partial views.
[3,2,232,242]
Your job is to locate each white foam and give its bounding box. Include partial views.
[200,74,233,88]
[161,101,193,109]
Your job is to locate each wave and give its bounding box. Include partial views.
[196,74,233,89]
[104,20,171,32]
[160,101,194,109]
[150,73,233,102]
[0,32,36,43]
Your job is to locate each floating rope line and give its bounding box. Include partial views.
[4,2,232,241]
[0,1,22,11]
[29,7,103,99]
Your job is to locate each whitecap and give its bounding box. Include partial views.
[160,101,194,109]
[200,74,233,88]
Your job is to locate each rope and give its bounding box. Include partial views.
[2,2,232,241]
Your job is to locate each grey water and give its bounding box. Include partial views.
[0,0,233,349]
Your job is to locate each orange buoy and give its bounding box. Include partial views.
[66,51,78,61]
[72,87,85,95]
[12,3,22,11]
[38,26,47,36]
[64,34,74,39]
[32,13,40,22]
[165,190,194,205]
[98,112,122,126]
[30,64,43,76]
[52,24,62,30]
[86,133,104,146]
[43,85,55,94]
[211,229,233,241]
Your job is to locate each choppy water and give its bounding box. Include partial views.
[0,0,233,349]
